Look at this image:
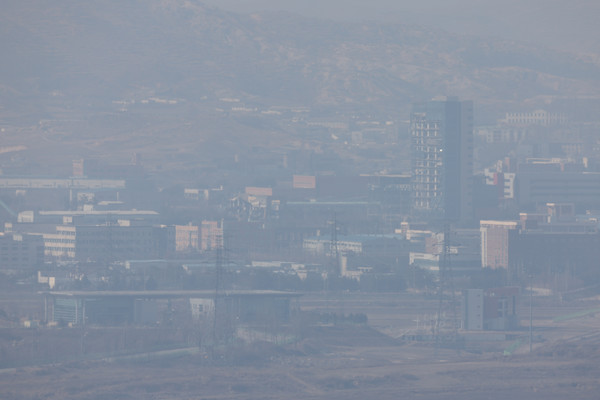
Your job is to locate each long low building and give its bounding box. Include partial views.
[480,204,600,284]
[42,223,171,261]
[19,209,159,225]
[0,177,125,189]
[517,171,600,210]
[42,290,301,326]
[303,233,407,256]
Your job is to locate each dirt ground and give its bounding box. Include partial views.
[1,292,600,400]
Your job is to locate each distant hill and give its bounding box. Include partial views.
[1,0,599,178]
[2,0,599,109]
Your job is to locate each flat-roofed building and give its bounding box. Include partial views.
[0,232,44,273]
[480,220,519,270]
[174,224,199,252]
[502,109,567,126]
[0,177,125,190]
[517,171,600,210]
[43,223,171,262]
[43,290,300,326]
[25,209,160,225]
[463,287,519,331]
[481,204,600,285]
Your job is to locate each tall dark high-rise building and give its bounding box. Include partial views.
[410,96,473,222]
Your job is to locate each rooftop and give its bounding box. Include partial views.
[41,290,302,299]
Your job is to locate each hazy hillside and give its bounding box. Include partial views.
[1,0,599,178]
[3,0,599,107]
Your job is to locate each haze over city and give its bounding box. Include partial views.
[1,1,600,399]
[202,0,600,54]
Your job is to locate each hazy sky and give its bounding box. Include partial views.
[201,0,600,55]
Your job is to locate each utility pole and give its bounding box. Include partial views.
[330,213,339,276]
[211,223,224,354]
[529,274,533,353]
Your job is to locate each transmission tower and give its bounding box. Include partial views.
[211,221,224,351]
[330,213,339,276]
[434,222,460,354]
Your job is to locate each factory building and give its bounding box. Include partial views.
[43,290,300,327]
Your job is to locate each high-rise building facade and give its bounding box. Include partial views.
[411,96,473,222]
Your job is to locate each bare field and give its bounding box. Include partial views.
[1,292,600,399]
[2,333,600,400]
